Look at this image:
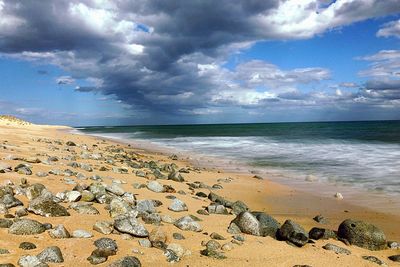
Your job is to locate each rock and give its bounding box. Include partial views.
[388,241,400,249]
[0,218,13,228]
[309,227,337,240]
[252,212,280,238]
[168,198,188,212]
[231,201,249,215]
[94,238,118,253]
[141,212,161,225]
[161,214,175,224]
[337,219,387,250]
[15,207,28,217]
[195,192,207,198]
[168,171,184,182]
[9,219,46,235]
[71,203,99,215]
[136,199,156,213]
[66,191,82,202]
[72,229,93,238]
[37,246,64,263]
[87,248,113,265]
[233,234,245,242]
[149,227,167,247]
[208,192,231,207]
[210,232,226,240]
[227,221,242,234]
[18,255,48,267]
[164,249,180,262]
[0,263,15,267]
[113,167,129,174]
[109,198,132,218]
[1,194,23,208]
[114,214,149,237]
[0,162,12,173]
[313,214,328,224]
[0,248,10,254]
[106,184,125,196]
[14,164,32,175]
[48,224,70,238]
[388,255,400,262]
[174,216,202,232]
[206,240,221,251]
[230,211,260,236]
[334,192,344,199]
[221,242,234,251]
[173,233,185,240]
[138,239,152,248]
[80,163,93,172]
[207,204,229,215]
[278,220,309,247]
[66,141,76,146]
[93,221,113,235]
[26,184,46,200]
[200,248,226,259]
[147,181,165,193]
[19,242,37,250]
[322,243,351,255]
[362,256,386,265]
[107,256,141,267]
[36,172,48,178]
[81,190,95,202]
[28,196,70,217]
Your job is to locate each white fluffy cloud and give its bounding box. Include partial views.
[377,19,400,38]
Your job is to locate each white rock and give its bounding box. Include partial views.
[147,181,165,193]
[72,229,93,238]
[334,192,343,200]
[65,191,82,202]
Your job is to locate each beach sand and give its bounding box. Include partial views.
[0,119,399,266]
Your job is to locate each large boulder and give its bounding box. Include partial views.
[230,211,260,236]
[337,219,386,250]
[277,220,309,247]
[252,212,280,238]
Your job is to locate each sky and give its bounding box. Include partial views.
[0,0,400,126]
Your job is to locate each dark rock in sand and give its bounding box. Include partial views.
[94,238,118,253]
[66,141,76,146]
[388,255,400,262]
[1,194,23,208]
[168,171,184,182]
[208,192,231,207]
[231,200,249,215]
[37,246,64,263]
[210,232,226,240]
[252,212,280,238]
[14,164,32,175]
[200,248,227,259]
[0,248,10,254]
[19,242,37,250]
[108,256,142,267]
[337,219,386,251]
[362,256,386,265]
[0,218,13,228]
[322,243,351,255]
[277,220,309,247]
[9,219,46,235]
[173,233,185,240]
[309,227,337,240]
[28,197,70,217]
[313,214,328,224]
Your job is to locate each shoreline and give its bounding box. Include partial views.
[0,123,399,266]
[73,128,400,217]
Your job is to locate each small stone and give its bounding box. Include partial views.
[48,224,70,239]
[94,237,118,252]
[322,243,351,255]
[66,141,76,146]
[173,233,185,240]
[138,239,152,248]
[147,181,165,193]
[334,192,343,199]
[168,198,188,212]
[206,240,221,251]
[149,227,167,247]
[114,214,149,237]
[210,232,226,240]
[19,242,37,250]
[164,249,180,262]
[362,256,386,266]
[72,229,93,238]
[108,256,142,267]
[200,249,226,259]
[37,246,64,263]
[313,214,328,224]
[174,216,202,232]
[9,219,46,235]
[388,255,400,262]
[18,255,48,267]
[167,243,185,258]
[0,218,13,228]
[278,220,308,247]
[0,248,10,254]
[93,221,113,235]
[195,192,207,198]
[221,242,234,251]
[309,227,337,240]
[66,191,82,202]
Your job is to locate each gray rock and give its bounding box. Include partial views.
[230,211,260,236]
[48,224,70,238]
[168,171,184,182]
[231,201,249,215]
[362,256,386,266]
[164,249,180,262]
[309,227,337,240]
[0,248,10,254]
[252,212,280,238]
[19,242,37,250]
[94,238,118,252]
[26,184,46,200]
[9,219,46,235]
[389,255,400,262]
[1,194,23,208]
[28,196,70,217]
[37,246,64,263]
[147,181,165,193]
[72,229,93,238]
[81,190,95,202]
[114,215,149,237]
[167,243,185,258]
[87,248,113,265]
[138,239,152,248]
[208,204,229,215]
[338,219,387,250]
[173,233,185,240]
[106,184,125,196]
[113,167,129,174]
[107,256,141,267]
[136,199,156,213]
[14,164,32,175]
[36,172,48,178]
[278,220,309,247]
[388,241,400,249]
[18,255,48,267]
[206,240,221,251]
[313,214,328,224]
[0,218,13,228]
[93,221,113,235]
[109,198,132,218]
[141,212,161,225]
[208,192,231,207]
[168,198,188,212]
[66,191,82,202]
[174,216,202,232]
[200,248,226,259]
[71,203,100,215]
[322,243,351,255]
[0,162,12,173]
[210,232,226,240]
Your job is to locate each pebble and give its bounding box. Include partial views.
[72,229,93,238]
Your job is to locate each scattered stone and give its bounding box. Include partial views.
[221,242,234,251]
[9,219,46,235]
[18,255,48,267]
[388,241,400,249]
[94,237,118,253]
[93,221,113,235]
[66,141,76,146]
[0,218,13,228]
[0,162,12,173]
[334,192,344,199]
[278,220,309,247]
[168,198,188,212]
[71,203,100,215]
[337,219,387,251]
[114,214,149,237]
[206,240,221,251]
[309,227,337,240]
[37,246,64,263]
[207,204,229,215]
[14,164,32,175]
[108,256,142,267]
[322,243,351,255]
[19,242,37,250]
[313,214,328,224]
[138,239,152,248]
[0,248,10,254]
[36,172,48,178]
[164,249,180,262]
[136,199,156,213]
[28,196,70,217]
[1,194,23,208]
[106,184,125,196]
[388,255,400,262]
[149,227,167,248]
[66,191,82,202]
[173,233,185,240]
[109,198,132,218]
[200,248,226,259]
[48,224,70,239]
[210,232,226,240]
[231,201,249,215]
[174,216,202,232]
[72,229,93,238]
[168,171,184,182]
[362,256,386,266]
[147,181,165,193]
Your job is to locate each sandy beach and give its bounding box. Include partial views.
[0,119,399,267]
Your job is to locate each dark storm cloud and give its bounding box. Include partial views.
[1,0,400,120]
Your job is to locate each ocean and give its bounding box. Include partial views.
[76,120,400,202]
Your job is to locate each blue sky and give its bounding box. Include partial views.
[0,1,399,126]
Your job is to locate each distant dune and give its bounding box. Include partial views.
[0,115,32,126]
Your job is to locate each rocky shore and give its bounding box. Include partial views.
[0,121,399,266]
